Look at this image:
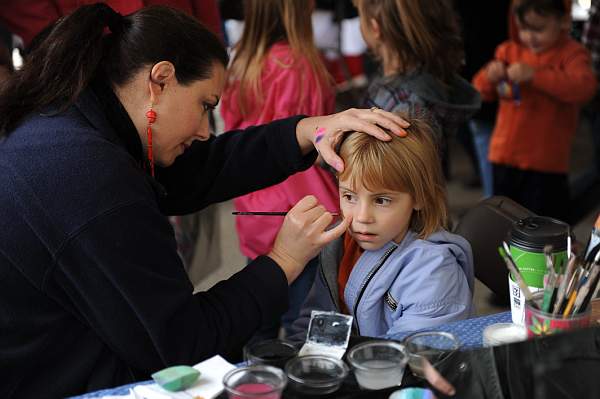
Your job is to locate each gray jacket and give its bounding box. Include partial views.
[364,71,481,140]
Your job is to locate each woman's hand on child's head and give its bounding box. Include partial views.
[506,62,534,84]
[268,195,351,284]
[297,108,409,173]
[486,60,507,84]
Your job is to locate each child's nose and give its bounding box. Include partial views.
[355,203,374,223]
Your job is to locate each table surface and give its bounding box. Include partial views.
[385,311,511,347]
[72,311,513,398]
[72,300,600,398]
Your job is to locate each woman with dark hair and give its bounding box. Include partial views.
[0,4,407,397]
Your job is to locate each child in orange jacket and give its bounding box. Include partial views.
[473,0,597,221]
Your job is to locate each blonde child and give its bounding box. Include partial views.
[473,0,597,221]
[353,0,480,173]
[219,0,339,337]
[290,118,474,338]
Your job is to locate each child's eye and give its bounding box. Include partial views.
[375,197,392,206]
[342,193,357,203]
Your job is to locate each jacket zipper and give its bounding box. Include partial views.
[352,245,398,335]
[320,259,339,311]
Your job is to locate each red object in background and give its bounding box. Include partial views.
[323,54,366,87]
[0,0,223,48]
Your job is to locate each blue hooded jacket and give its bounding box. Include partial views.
[289,230,474,341]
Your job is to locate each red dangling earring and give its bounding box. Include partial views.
[145,106,157,177]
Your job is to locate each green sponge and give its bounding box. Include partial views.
[151,365,200,392]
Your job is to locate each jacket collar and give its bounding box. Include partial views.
[74,77,167,197]
[76,76,144,167]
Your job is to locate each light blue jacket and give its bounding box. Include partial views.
[289,230,474,341]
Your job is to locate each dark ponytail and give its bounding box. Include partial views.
[0,3,228,137]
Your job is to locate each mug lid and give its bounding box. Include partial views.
[509,216,569,251]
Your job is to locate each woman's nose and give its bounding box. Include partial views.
[196,117,210,141]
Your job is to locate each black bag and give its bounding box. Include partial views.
[453,196,535,304]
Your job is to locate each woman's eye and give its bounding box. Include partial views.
[203,103,216,112]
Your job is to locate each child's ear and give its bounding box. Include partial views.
[369,18,381,40]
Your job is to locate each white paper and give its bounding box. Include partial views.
[131,355,236,399]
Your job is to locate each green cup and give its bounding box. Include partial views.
[508,216,569,289]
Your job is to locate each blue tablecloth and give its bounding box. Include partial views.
[73,311,512,398]
[386,311,512,348]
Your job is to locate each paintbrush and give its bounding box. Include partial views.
[573,263,600,314]
[564,267,591,317]
[584,214,600,263]
[541,245,558,312]
[498,246,536,305]
[232,211,339,216]
[553,253,578,315]
[577,251,600,313]
[559,265,585,317]
[561,266,583,314]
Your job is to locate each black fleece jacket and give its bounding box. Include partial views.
[0,81,314,398]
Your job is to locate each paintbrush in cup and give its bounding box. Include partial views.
[498,246,536,306]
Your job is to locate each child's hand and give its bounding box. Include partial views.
[486,60,507,84]
[268,196,351,284]
[507,63,534,84]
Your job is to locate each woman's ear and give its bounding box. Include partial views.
[148,61,176,104]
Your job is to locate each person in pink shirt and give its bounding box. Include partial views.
[220,0,338,338]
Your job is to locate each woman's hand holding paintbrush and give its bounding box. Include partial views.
[266,196,350,284]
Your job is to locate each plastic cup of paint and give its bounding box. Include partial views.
[284,355,348,395]
[347,341,408,390]
[222,365,287,399]
[244,339,299,369]
[402,332,460,379]
[389,387,436,399]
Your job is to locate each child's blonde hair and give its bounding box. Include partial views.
[353,0,463,84]
[227,0,331,115]
[338,117,448,239]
